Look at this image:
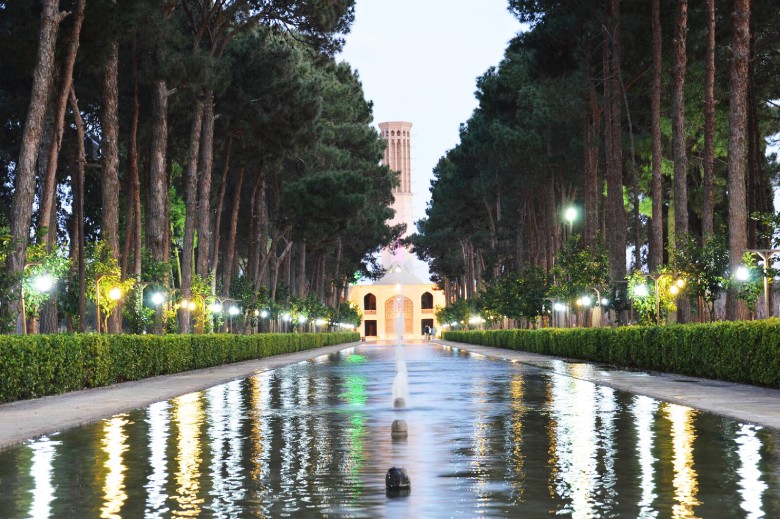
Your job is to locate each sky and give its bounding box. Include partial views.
[338,0,523,228]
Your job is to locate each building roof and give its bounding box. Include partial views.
[372,259,428,286]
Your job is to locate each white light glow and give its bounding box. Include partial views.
[33,274,54,293]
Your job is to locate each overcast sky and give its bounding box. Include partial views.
[338,1,523,228]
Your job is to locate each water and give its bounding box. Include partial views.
[0,343,778,518]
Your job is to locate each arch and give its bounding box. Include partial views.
[364,293,377,311]
[421,292,434,310]
[385,296,413,336]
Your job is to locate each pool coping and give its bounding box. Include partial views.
[439,339,780,431]
[0,341,362,450]
[2,339,778,451]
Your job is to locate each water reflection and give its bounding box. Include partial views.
[28,437,59,519]
[100,415,130,518]
[667,404,701,518]
[0,344,778,518]
[633,395,660,518]
[144,402,170,518]
[736,424,767,518]
[172,393,204,517]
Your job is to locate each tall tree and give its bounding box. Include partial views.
[671,0,689,242]
[726,0,751,321]
[702,0,716,240]
[649,0,664,271]
[604,0,627,284]
[671,0,690,322]
[101,0,121,333]
[6,0,67,331]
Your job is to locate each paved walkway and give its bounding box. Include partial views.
[2,339,779,450]
[438,339,780,431]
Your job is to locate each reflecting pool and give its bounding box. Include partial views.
[0,343,778,517]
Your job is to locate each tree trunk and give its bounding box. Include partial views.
[650,0,664,271]
[725,0,751,321]
[671,0,690,322]
[7,0,67,331]
[603,2,627,284]
[122,45,142,279]
[223,166,244,297]
[672,0,689,242]
[583,56,601,247]
[210,135,233,293]
[702,0,716,240]
[297,241,307,298]
[39,0,84,247]
[179,101,204,333]
[38,87,58,334]
[102,33,122,333]
[147,79,170,267]
[746,35,771,249]
[196,92,215,278]
[70,87,87,331]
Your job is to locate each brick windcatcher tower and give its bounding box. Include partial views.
[378,121,414,242]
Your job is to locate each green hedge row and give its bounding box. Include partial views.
[0,332,359,403]
[444,319,780,388]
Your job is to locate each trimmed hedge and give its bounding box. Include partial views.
[0,332,359,403]
[444,319,780,388]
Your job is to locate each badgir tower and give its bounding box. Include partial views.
[348,122,446,340]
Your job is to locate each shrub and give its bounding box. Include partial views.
[444,320,780,388]
[0,332,359,403]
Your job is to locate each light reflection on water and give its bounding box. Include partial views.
[1,343,778,518]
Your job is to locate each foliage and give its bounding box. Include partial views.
[19,242,70,321]
[444,319,780,389]
[84,241,136,331]
[731,252,762,313]
[670,233,729,320]
[332,301,361,328]
[626,270,657,325]
[0,331,359,403]
[549,235,609,303]
[627,267,688,325]
[435,298,477,330]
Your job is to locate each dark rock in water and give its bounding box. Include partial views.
[386,467,411,496]
[391,419,408,438]
[393,397,406,408]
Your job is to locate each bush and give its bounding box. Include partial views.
[443,319,780,388]
[0,332,359,403]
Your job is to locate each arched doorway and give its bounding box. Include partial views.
[385,296,413,337]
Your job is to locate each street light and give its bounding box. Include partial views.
[151,292,165,306]
[34,274,54,293]
[564,206,577,226]
[736,265,750,281]
[19,269,54,334]
[96,274,122,335]
[746,249,780,318]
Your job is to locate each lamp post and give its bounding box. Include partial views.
[96,274,122,334]
[575,295,592,327]
[746,249,780,318]
[638,273,685,324]
[228,305,240,333]
[18,269,54,335]
[553,302,568,328]
[564,206,577,239]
